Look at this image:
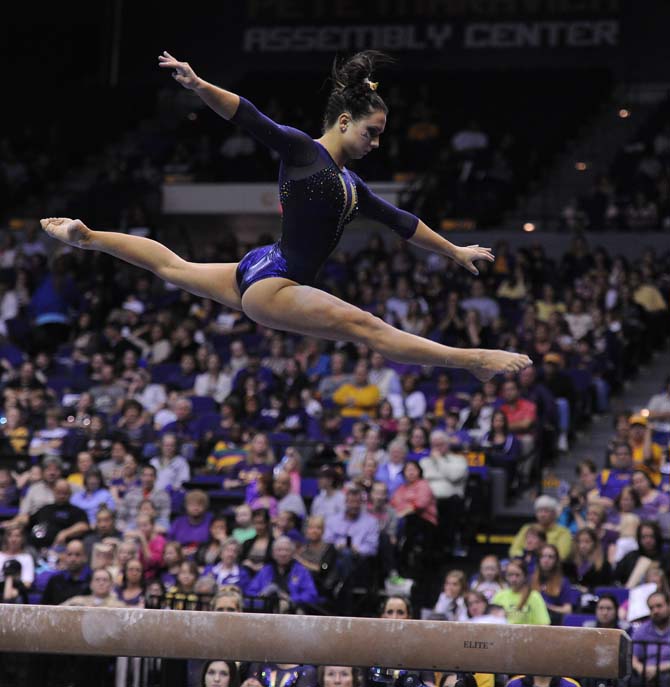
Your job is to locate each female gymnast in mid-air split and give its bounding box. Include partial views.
[41,50,531,381]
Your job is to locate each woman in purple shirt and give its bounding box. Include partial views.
[631,469,670,521]
[41,51,530,382]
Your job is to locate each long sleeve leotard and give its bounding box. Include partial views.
[231,97,418,295]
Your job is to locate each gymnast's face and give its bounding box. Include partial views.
[341,109,386,159]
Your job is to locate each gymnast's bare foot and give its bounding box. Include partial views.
[470,350,533,382]
[40,218,93,249]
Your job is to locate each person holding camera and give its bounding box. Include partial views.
[557,485,588,535]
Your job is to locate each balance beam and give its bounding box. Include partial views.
[0,605,631,678]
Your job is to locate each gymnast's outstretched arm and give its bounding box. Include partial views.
[408,220,494,276]
[158,52,316,166]
[350,170,494,276]
[158,51,240,119]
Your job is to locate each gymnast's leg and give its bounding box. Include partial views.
[242,279,531,381]
[40,218,243,310]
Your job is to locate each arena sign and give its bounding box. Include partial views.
[242,20,619,53]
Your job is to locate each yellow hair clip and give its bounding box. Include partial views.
[364,78,379,92]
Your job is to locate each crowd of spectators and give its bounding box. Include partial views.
[0,216,668,684]
[563,94,670,232]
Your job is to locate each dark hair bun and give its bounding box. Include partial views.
[323,51,393,131]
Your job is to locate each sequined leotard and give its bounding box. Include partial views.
[232,98,419,295]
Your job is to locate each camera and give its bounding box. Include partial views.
[368,668,425,687]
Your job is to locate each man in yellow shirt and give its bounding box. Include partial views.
[332,360,381,418]
[628,414,663,475]
[509,495,573,561]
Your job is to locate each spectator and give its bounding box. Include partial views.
[206,537,249,589]
[492,558,550,625]
[460,282,500,327]
[0,525,35,588]
[194,514,229,568]
[241,508,274,575]
[194,352,232,403]
[166,352,198,392]
[391,461,438,568]
[109,452,141,505]
[406,426,430,461]
[584,593,627,630]
[628,414,664,473]
[570,527,613,589]
[596,442,634,506]
[232,504,256,545]
[61,566,125,608]
[482,409,522,492]
[248,472,278,517]
[332,360,381,418]
[368,351,401,400]
[509,496,572,561]
[367,480,399,577]
[432,569,469,621]
[41,539,92,605]
[130,512,166,580]
[128,368,167,415]
[575,459,599,498]
[70,468,116,525]
[392,373,427,420]
[160,397,201,444]
[310,466,345,521]
[98,439,131,485]
[89,363,126,415]
[558,484,588,535]
[246,536,318,611]
[28,479,89,550]
[0,468,18,508]
[458,390,493,445]
[114,559,145,607]
[82,506,122,558]
[374,439,406,497]
[420,430,468,549]
[11,454,62,524]
[210,585,244,612]
[470,554,505,601]
[274,470,306,519]
[430,372,468,419]
[500,380,537,475]
[168,489,214,557]
[324,485,379,557]
[164,559,200,609]
[347,426,388,479]
[223,432,274,490]
[28,406,67,460]
[647,376,670,446]
[116,464,171,531]
[114,399,155,453]
[159,541,184,589]
[531,544,573,623]
[615,521,670,586]
[199,660,241,687]
[150,433,191,492]
[66,451,94,492]
[631,591,670,686]
[381,595,412,619]
[463,589,508,624]
[631,469,670,521]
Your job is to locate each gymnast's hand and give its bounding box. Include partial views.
[158,51,200,90]
[452,244,495,276]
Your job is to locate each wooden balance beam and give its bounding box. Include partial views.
[0,605,631,678]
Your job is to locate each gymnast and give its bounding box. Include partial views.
[41,50,531,381]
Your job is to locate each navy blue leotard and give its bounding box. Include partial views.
[231,97,419,296]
